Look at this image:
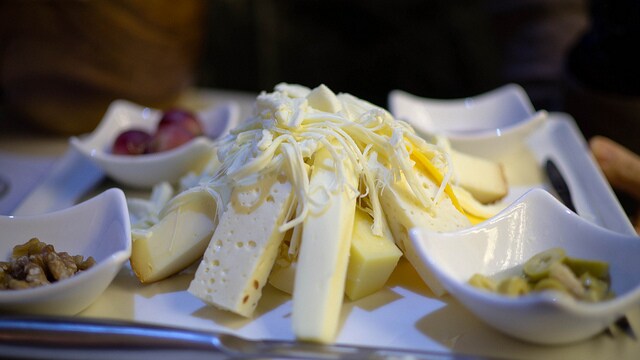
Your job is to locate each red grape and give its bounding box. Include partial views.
[111,108,202,156]
[112,129,152,155]
[148,124,196,153]
[158,108,203,136]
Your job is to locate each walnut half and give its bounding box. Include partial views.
[0,238,95,290]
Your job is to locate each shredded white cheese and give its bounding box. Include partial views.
[179,83,456,252]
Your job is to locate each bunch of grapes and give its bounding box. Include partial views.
[112,109,203,155]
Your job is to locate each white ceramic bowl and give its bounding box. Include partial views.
[70,100,239,189]
[388,84,548,159]
[389,83,535,135]
[0,188,131,316]
[409,188,640,345]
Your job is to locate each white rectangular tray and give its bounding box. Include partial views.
[35,112,632,359]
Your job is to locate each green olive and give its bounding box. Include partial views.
[497,276,530,297]
[523,247,566,281]
[533,278,569,294]
[468,248,613,302]
[549,262,585,298]
[565,257,610,281]
[468,273,497,292]
[580,272,611,302]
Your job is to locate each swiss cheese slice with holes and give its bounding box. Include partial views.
[188,171,294,317]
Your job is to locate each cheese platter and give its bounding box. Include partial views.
[1,85,638,359]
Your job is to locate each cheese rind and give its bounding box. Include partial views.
[130,190,217,283]
[292,146,358,343]
[345,208,402,301]
[188,172,294,317]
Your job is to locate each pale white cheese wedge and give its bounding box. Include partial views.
[345,208,402,301]
[374,157,470,296]
[188,171,294,317]
[450,149,508,204]
[268,260,296,295]
[292,145,358,344]
[130,189,217,283]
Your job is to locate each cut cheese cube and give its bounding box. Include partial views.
[306,84,342,113]
[188,171,294,317]
[268,229,296,295]
[450,149,507,204]
[130,189,217,283]
[292,145,358,344]
[375,157,470,296]
[345,208,402,301]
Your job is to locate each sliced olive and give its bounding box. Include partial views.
[565,257,610,281]
[549,262,585,298]
[533,278,569,294]
[523,247,566,281]
[580,272,611,302]
[497,276,530,297]
[468,273,497,292]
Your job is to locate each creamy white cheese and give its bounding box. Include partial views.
[371,154,470,296]
[188,171,294,317]
[292,144,359,343]
[130,188,217,283]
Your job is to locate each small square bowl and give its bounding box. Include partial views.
[409,188,640,344]
[0,188,131,315]
[70,100,238,189]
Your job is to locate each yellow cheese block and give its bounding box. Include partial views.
[130,189,218,283]
[292,145,358,344]
[269,208,402,301]
[188,171,294,317]
[345,208,402,301]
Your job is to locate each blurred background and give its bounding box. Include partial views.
[0,0,637,164]
[198,0,585,112]
[0,0,590,131]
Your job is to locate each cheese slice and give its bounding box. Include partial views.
[450,149,508,204]
[188,171,294,317]
[345,208,402,301]
[452,184,507,221]
[130,189,217,283]
[375,157,470,296]
[292,145,358,344]
[269,260,297,295]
